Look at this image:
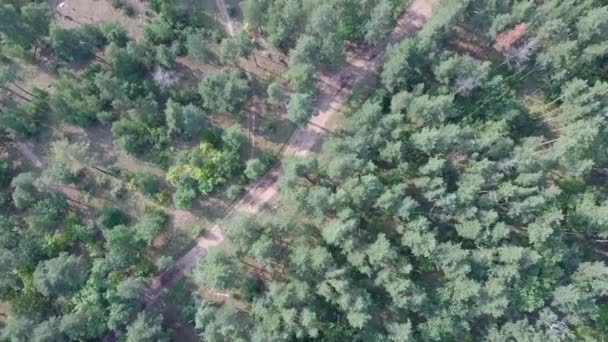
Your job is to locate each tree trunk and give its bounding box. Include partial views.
[86,163,116,178]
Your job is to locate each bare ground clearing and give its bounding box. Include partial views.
[48,0,145,38]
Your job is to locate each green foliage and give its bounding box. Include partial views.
[189,1,608,341]
[165,99,205,139]
[219,30,254,64]
[287,61,314,93]
[364,0,393,45]
[25,193,68,232]
[133,210,168,245]
[198,70,251,114]
[63,216,95,244]
[186,29,210,64]
[97,207,129,229]
[0,106,41,136]
[266,81,282,107]
[244,158,266,180]
[8,1,608,340]
[142,18,174,45]
[226,184,244,201]
[381,38,425,92]
[137,172,160,197]
[112,118,167,159]
[102,22,129,47]
[287,92,315,124]
[434,54,491,96]
[167,130,243,194]
[50,24,105,63]
[33,252,88,297]
[110,94,169,161]
[0,215,17,249]
[60,304,106,341]
[0,315,35,341]
[173,185,196,209]
[155,44,176,67]
[105,42,148,82]
[244,153,275,180]
[49,73,100,126]
[195,300,251,341]
[104,225,144,269]
[0,64,47,135]
[126,312,167,342]
[194,247,241,290]
[31,316,64,342]
[241,0,265,29]
[240,276,262,302]
[0,2,51,51]
[11,172,40,210]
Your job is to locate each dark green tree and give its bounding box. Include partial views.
[33,252,89,297]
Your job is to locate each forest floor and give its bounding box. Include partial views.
[141,0,435,314]
[3,0,290,339]
[7,0,435,338]
[48,0,145,38]
[12,0,293,263]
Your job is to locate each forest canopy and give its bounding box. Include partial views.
[193,0,608,341]
[2,0,608,341]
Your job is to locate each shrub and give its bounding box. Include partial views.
[33,252,88,297]
[142,18,174,45]
[102,22,129,47]
[226,184,244,201]
[173,185,196,209]
[198,71,251,114]
[155,45,176,67]
[97,207,129,229]
[110,184,127,200]
[155,255,174,271]
[244,154,274,180]
[166,134,242,195]
[134,210,168,245]
[50,24,105,63]
[11,172,40,210]
[25,193,68,232]
[137,173,160,197]
[64,215,95,244]
[240,277,262,302]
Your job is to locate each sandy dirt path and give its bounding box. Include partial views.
[141,0,434,305]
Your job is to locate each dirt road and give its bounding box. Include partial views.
[141,0,434,305]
